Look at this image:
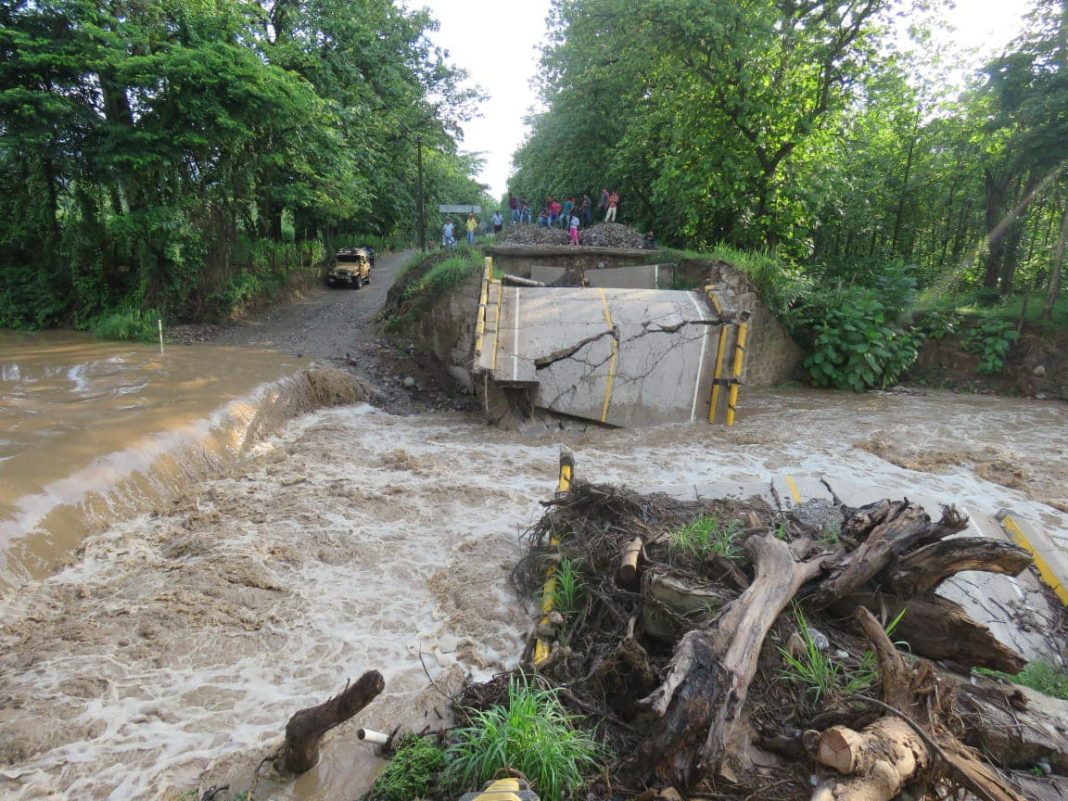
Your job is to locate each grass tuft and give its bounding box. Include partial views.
[89,308,161,342]
[552,557,584,615]
[367,734,446,801]
[443,675,600,801]
[779,607,876,704]
[669,515,742,561]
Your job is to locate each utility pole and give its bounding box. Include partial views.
[416,134,426,252]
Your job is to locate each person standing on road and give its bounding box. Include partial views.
[492,210,503,235]
[599,188,609,218]
[465,212,478,246]
[581,193,592,225]
[568,211,580,246]
[605,190,619,222]
[562,197,574,228]
[442,219,455,248]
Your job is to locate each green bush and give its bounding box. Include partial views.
[800,287,921,392]
[89,308,162,342]
[444,675,600,801]
[367,735,446,801]
[963,319,1018,375]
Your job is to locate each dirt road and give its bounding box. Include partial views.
[208,249,415,360]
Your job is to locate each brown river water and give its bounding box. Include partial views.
[1,333,1066,801]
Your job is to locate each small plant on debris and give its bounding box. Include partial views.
[552,557,584,616]
[779,607,876,705]
[443,675,600,801]
[669,514,743,560]
[366,734,446,801]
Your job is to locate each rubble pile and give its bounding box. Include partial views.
[456,458,1068,801]
[496,222,648,248]
[578,222,647,248]
[496,224,570,246]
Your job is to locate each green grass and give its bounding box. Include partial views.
[443,675,600,801]
[89,308,161,343]
[367,734,446,801]
[975,661,1068,699]
[552,557,584,615]
[919,290,1068,330]
[669,514,743,561]
[779,607,876,704]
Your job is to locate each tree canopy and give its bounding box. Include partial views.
[511,0,1068,319]
[0,0,488,327]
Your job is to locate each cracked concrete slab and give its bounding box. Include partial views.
[489,287,728,426]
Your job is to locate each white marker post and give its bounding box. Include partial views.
[158,318,164,354]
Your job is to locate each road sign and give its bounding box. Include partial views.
[438,204,482,214]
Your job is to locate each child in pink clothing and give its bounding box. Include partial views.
[568,212,580,245]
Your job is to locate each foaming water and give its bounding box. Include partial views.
[0,389,1065,800]
[0,331,305,588]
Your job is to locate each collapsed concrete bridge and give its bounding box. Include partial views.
[471,247,781,427]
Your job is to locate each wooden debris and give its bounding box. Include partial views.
[279,670,384,774]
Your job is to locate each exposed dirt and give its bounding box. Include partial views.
[170,249,479,417]
[909,325,1068,401]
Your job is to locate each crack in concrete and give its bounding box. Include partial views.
[533,327,618,369]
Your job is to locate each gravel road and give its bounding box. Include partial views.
[206,249,415,359]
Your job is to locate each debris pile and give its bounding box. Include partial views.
[496,222,648,248]
[497,224,570,246]
[461,455,1068,801]
[578,222,647,249]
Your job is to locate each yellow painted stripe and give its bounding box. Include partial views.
[598,288,618,424]
[784,475,802,504]
[1001,515,1068,605]
[708,325,728,423]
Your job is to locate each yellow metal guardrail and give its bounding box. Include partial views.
[703,285,750,426]
[533,450,574,666]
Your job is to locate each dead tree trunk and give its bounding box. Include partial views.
[810,609,1026,801]
[811,502,967,608]
[640,535,824,786]
[885,537,1032,595]
[280,670,385,774]
[834,592,1026,673]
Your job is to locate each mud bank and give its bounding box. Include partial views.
[0,388,1065,800]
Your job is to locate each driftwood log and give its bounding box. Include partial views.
[639,535,825,785]
[280,670,384,774]
[809,608,1027,801]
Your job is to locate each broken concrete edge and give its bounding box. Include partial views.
[533,449,576,666]
[997,510,1068,606]
[486,244,666,259]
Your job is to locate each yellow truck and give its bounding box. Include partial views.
[327,247,373,288]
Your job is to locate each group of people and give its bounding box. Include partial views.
[441,188,624,249]
[440,212,482,248]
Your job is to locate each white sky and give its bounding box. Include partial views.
[410,0,1033,200]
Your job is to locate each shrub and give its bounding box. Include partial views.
[367,735,446,801]
[89,308,161,342]
[800,287,921,392]
[963,319,1018,375]
[444,675,600,801]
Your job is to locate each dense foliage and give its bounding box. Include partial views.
[512,0,1068,377]
[0,0,489,328]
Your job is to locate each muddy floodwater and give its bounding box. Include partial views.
[1,338,1066,801]
[0,332,304,589]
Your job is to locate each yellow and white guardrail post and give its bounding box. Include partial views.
[533,449,575,666]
